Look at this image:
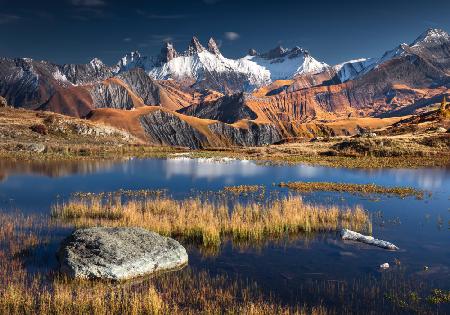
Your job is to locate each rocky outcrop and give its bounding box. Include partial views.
[139,109,282,148]
[90,83,134,110]
[26,143,46,153]
[140,110,207,149]
[0,57,101,116]
[179,93,257,123]
[0,57,55,110]
[118,68,161,105]
[59,58,114,85]
[58,227,188,280]
[208,121,282,146]
[340,229,399,250]
[71,121,133,140]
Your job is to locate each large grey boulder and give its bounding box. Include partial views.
[58,227,188,280]
[340,229,399,250]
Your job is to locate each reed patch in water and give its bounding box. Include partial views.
[279,181,425,199]
[52,195,371,247]
[0,213,446,314]
[223,185,264,194]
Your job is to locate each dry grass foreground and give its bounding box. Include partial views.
[1,214,448,314]
[278,182,425,199]
[51,195,371,247]
[0,213,329,315]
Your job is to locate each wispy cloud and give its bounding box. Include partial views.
[123,37,132,42]
[136,9,188,19]
[70,0,106,6]
[224,31,240,41]
[0,13,20,24]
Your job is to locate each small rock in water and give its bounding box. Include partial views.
[58,227,188,280]
[380,263,390,269]
[423,266,429,271]
[340,229,399,250]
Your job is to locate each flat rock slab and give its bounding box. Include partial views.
[340,229,399,250]
[58,227,188,280]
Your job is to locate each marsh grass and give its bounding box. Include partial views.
[0,212,330,315]
[279,181,425,199]
[223,185,264,194]
[52,194,371,247]
[0,213,447,314]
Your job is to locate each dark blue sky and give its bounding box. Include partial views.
[1,0,449,66]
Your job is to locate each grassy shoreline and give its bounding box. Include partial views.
[1,137,449,168]
[1,105,449,168]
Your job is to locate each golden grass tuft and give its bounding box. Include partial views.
[223,184,263,194]
[279,181,425,199]
[52,194,371,247]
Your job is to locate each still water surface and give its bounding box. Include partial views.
[1,158,449,312]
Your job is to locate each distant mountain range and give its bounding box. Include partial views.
[0,28,449,147]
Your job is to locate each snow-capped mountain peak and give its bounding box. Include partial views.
[411,28,450,47]
[117,51,147,71]
[333,29,450,83]
[378,43,409,64]
[115,38,329,90]
[244,44,329,80]
[332,58,377,83]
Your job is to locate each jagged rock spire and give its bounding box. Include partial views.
[160,42,178,63]
[262,45,289,59]
[89,58,105,69]
[207,37,221,55]
[187,36,205,55]
[248,48,258,56]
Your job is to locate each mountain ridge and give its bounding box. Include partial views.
[0,28,449,148]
